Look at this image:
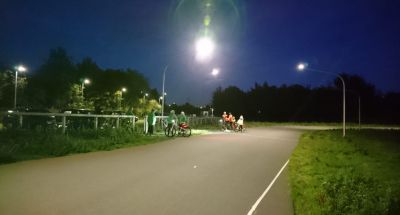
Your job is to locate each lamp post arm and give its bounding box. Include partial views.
[308,67,346,137]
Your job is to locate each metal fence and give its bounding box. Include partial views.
[1,112,220,134]
[2,112,137,133]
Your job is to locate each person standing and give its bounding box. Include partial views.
[167,110,177,136]
[227,112,233,130]
[147,109,156,135]
[237,115,244,132]
[222,111,228,130]
[178,111,187,126]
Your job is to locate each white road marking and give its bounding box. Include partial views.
[247,159,290,215]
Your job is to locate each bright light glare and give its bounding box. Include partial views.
[212,68,219,76]
[16,65,27,72]
[297,63,307,71]
[84,79,90,84]
[122,87,127,92]
[195,37,215,61]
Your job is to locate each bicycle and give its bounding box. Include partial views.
[177,123,191,137]
[164,120,177,137]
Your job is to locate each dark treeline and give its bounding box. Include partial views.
[0,48,160,116]
[1,47,399,123]
[212,75,400,124]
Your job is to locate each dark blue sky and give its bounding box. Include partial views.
[1,0,399,105]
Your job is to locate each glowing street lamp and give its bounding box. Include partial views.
[297,63,307,71]
[118,87,127,110]
[143,92,149,103]
[81,78,91,98]
[14,65,27,109]
[195,37,215,62]
[212,68,219,76]
[296,63,346,137]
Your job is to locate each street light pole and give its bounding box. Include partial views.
[161,65,168,122]
[143,93,148,103]
[14,65,27,109]
[81,82,84,97]
[297,64,346,137]
[81,78,90,99]
[14,70,18,109]
[358,96,361,129]
[120,88,127,111]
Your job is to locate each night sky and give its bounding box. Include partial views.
[1,0,399,105]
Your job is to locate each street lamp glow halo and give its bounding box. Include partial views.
[212,68,219,76]
[16,65,27,72]
[84,79,90,84]
[122,87,127,92]
[195,37,215,61]
[296,63,308,72]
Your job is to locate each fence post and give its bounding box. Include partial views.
[62,116,66,134]
[144,116,148,134]
[19,115,23,128]
[131,116,135,130]
[116,117,120,128]
[94,117,98,130]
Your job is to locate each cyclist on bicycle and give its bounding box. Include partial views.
[178,111,187,127]
[167,110,178,135]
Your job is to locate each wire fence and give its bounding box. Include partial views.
[1,111,137,133]
[1,112,220,134]
[141,116,221,133]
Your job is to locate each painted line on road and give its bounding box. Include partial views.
[247,159,290,215]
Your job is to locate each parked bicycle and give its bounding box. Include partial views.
[163,120,176,137]
[163,120,191,137]
[177,123,191,137]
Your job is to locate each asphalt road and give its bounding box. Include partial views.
[0,127,302,215]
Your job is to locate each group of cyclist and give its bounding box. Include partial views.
[148,109,245,135]
[147,109,188,136]
[221,111,245,132]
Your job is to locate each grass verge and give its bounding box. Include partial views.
[0,128,168,165]
[289,129,400,215]
[246,121,400,128]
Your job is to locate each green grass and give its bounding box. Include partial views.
[289,129,400,215]
[246,121,400,128]
[0,128,168,165]
[245,121,341,127]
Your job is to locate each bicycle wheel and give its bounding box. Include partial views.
[170,126,177,137]
[183,127,192,137]
[164,127,172,137]
[165,126,176,137]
